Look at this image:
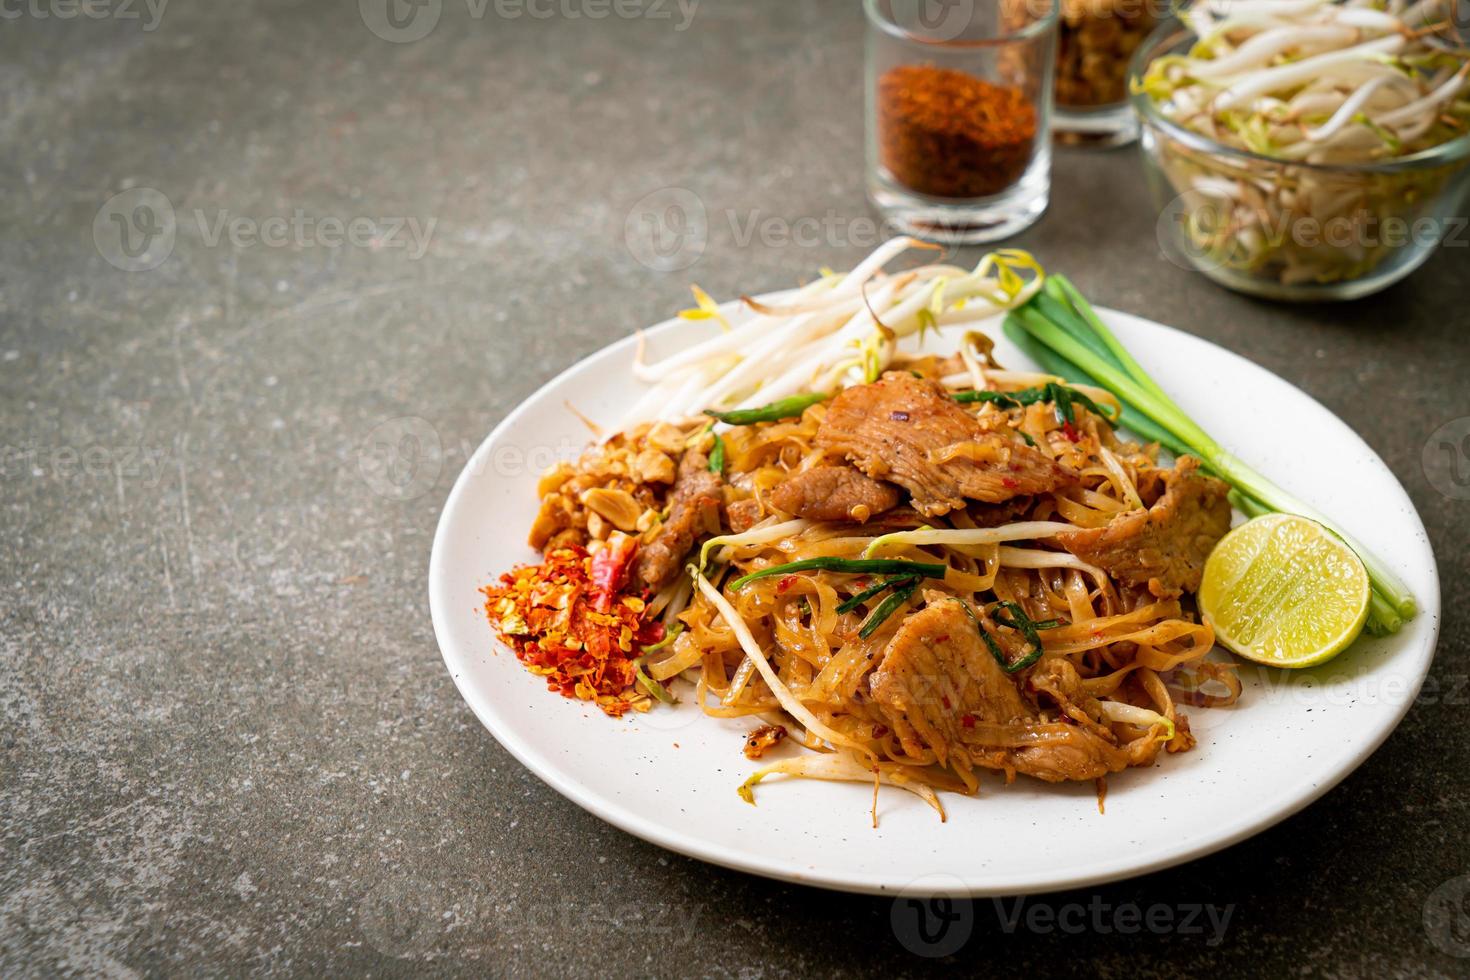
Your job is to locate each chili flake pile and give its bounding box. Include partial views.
[481,544,665,717]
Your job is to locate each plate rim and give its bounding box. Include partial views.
[428,300,1442,897]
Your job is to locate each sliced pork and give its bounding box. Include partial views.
[768,465,901,523]
[633,449,722,589]
[1056,455,1231,597]
[868,597,1031,768]
[815,373,1074,517]
[869,596,1168,782]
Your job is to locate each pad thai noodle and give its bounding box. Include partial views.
[482,242,1256,820]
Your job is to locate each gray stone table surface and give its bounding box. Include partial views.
[2,1,1468,976]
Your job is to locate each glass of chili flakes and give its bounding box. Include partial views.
[865,0,1059,243]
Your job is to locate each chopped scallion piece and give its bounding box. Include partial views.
[729,557,947,591]
[954,382,1116,426]
[857,579,920,639]
[704,392,828,426]
[641,622,683,654]
[836,575,919,615]
[950,597,1045,674]
[708,432,725,474]
[633,657,678,705]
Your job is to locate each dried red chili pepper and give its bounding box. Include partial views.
[589,531,638,612]
[482,545,664,717]
[878,64,1037,199]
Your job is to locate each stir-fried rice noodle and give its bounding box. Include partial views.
[638,395,1233,806]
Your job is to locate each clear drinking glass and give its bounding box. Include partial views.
[866,0,1059,244]
[1051,0,1158,147]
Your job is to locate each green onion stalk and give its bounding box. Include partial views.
[1005,274,1414,635]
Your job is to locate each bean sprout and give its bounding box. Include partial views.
[617,242,1045,432]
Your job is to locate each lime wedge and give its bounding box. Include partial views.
[1199,514,1371,668]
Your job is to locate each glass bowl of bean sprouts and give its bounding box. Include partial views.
[1129,1,1470,301]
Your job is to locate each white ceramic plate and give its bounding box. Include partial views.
[429,301,1440,897]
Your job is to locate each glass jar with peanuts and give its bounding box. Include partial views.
[1052,0,1158,146]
